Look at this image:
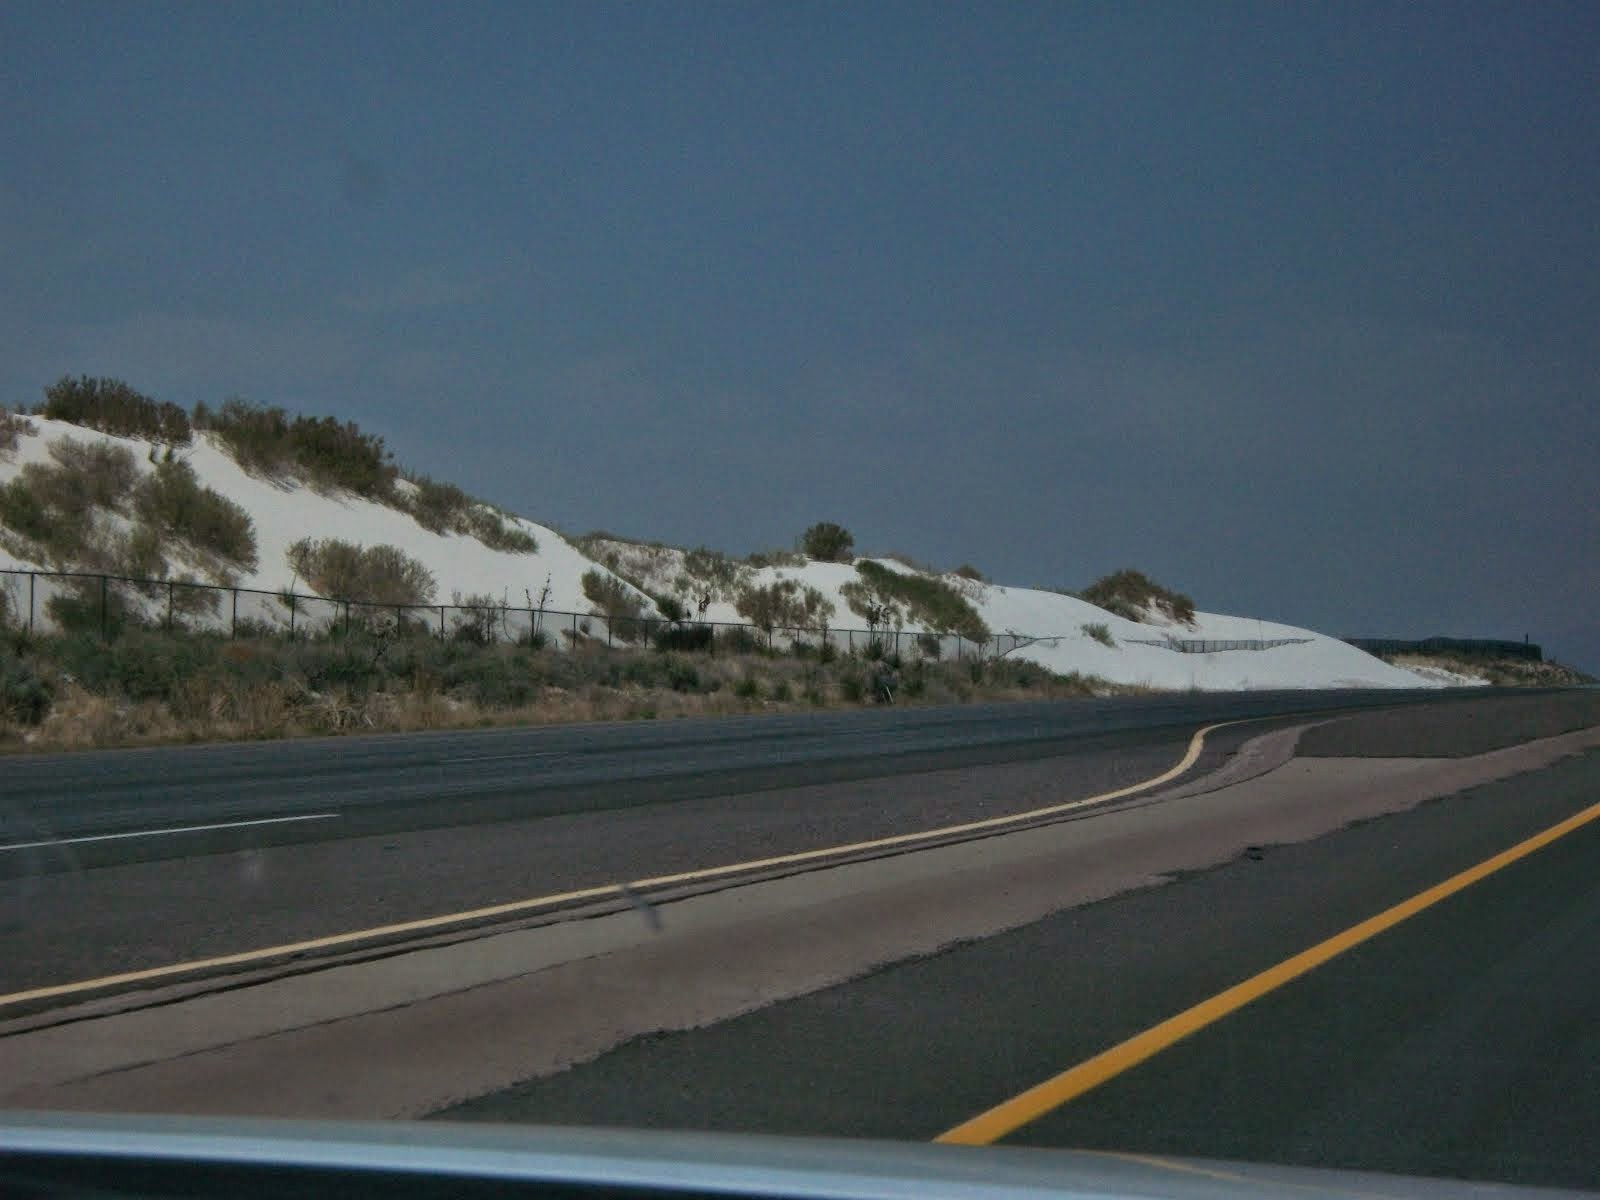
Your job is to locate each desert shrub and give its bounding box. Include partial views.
[746,548,806,569]
[1081,622,1116,647]
[952,564,986,581]
[45,584,125,635]
[0,478,55,546]
[285,414,396,497]
[718,626,764,655]
[45,438,140,512]
[676,546,750,604]
[197,399,397,498]
[917,632,942,659]
[0,439,142,565]
[581,569,647,635]
[839,580,903,632]
[850,560,990,643]
[654,623,714,653]
[42,376,191,444]
[50,629,219,703]
[194,398,292,474]
[133,458,257,569]
[403,475,474,533]
[734,578,836,634]
[837,670,866,702]
[289,538,437,605]
[651,592,687,622]
[0,653,53,724]
[435,647,543,708]
[800,522,855,562]
[663,656,701,693]
[1081,569,1196,625]
[1,407,36,455]
[450,592,503,645]
[400,474,537,554]
[463,506,538,554]
[734,676,760,699]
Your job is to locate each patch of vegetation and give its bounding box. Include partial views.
[1,407,36,456]
[195,399,397,499]
[133,458,258,570]
[734,578,836,634]
[45,437,141,511]
[654,623,714,653]
[573,533,682,597]
[448,592,505,645]
[1388,652,1596,688]
[1081,622,1116,648]
[1,617,1140,753]
[675,545,752,605]
[0,653,53,725]
[401,476,474,535]
[652,592,687,622]
[800,522,854,563]
[581,568,648,637]
[40,376,191,445]
[288,538,437,605]
[1080,569,1196,626]
[745,548,807,569]
[951,564,986,581]
[848,560,990,644]
[398,474,537,554]
[0,438,141,565]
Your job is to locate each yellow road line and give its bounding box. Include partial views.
[0,719,1248,1012]
[936,791,1600,1145]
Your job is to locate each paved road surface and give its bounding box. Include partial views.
[5,687,1599,1191]
[3,688,1534,993]
[443,694,1600,1192]
[1,689,1494,861]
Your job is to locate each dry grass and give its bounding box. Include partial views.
[0,631,1139,755]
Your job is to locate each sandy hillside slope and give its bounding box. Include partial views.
[0,415,1433,692]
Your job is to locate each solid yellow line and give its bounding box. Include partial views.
[0,719,1247,1012]
[935,792,1600,1145]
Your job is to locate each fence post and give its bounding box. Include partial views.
[100,575,108,639]
[344,601,351,638]
[956,634,963,660]
[166,580,175,630]
[288,594,296,640]
[438,605,445,638]
[231,588,238,638]
[28,571,35,635]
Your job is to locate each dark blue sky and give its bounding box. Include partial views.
[3,2,1596,668]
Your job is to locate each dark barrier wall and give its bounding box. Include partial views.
[1343,637,1542,662]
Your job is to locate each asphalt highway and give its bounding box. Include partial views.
[2,687,1598,1193]
[439,693,1600,1191]
[1,687,1541,996]
[0,687,1519,864]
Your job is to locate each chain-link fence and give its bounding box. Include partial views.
[1125,637,1315,653]
[0,568,1031,662]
